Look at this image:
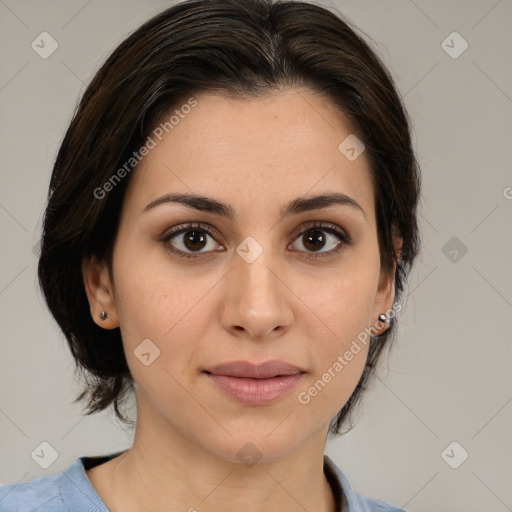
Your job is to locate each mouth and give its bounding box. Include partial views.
[203,360,306,406]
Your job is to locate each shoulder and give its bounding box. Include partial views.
[0,453,118,512]
[349,493,407,512]
[0,472,67,512]
[324,454,407,512]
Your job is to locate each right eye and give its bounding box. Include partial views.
[160,222,224,259]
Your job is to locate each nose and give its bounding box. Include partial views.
[220,246,294,341]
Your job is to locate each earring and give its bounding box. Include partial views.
[378,313,390,323]
[99,311,108,320]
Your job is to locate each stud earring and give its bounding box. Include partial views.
[378,313,390,323]
[99,311,108,320]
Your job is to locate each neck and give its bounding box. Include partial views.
[97,395,336,512]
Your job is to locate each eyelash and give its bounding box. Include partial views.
[159,221,352,260]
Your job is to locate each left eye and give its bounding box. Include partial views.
[160,222,351,259]
[290,225,348,256]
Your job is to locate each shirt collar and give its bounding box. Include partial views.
[71,452,358,512]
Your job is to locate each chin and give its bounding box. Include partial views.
[202,422,313,466]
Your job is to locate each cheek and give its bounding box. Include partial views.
[112,232,204,337]
[295,346,368,431]
[297,249,380,350]
[110,254,229,442]
[111,242,221,378]
[111,260,209,412]
[294,278,372,423]
[291,248,378,419]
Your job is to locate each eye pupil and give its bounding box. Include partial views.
[184,230,207,251]
[303,230,326,251]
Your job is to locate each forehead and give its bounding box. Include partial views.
[123,87,375,223]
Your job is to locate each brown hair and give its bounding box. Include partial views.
[38,0,421,435]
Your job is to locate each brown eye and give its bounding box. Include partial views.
[181,230,208,251]
[301,230,327,252]
[160,222,223,259]
[160,221,351,260]
[290,223,351,258]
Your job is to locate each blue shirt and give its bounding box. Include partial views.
[0,452,406,511]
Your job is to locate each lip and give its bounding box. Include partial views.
[204,360,306,406]
[206,360,305,378]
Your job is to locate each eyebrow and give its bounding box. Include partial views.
[143,192,367,221]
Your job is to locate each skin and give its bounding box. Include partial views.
[82,87,401,512]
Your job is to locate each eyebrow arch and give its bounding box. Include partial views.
[143,192,367,221]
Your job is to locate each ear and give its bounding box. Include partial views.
[81,255,119,329]
[372,233,402,336]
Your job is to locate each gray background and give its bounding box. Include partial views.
[0,1,511,511]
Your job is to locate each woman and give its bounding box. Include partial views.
[0,0,420,510]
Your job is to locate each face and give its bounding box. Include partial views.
[83,87,398,464]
